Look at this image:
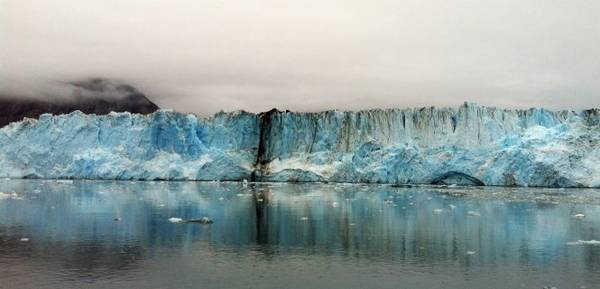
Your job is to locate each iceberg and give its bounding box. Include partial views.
[0,103,598,187]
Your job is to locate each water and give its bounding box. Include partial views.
[1,179,600,289]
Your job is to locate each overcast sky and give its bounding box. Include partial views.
[1,0,599,115]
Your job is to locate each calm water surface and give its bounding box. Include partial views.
[1,179,600,289]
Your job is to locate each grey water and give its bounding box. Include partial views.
[1,179,600,289]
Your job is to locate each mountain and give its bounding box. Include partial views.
[0,103,598,187]
[0,78,159,127]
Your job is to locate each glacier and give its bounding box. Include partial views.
[0,103,598,187]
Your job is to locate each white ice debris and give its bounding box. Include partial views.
[0,192,23,200]
[573,214,585,219]
[300,216,309,221]
[168,217,184,223]
[467,211,481,217]
[433,209,444,214]
[466,251,477,255]
[20,238,29,242]
[567,240,600,246]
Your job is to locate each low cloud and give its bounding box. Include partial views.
[1,0,599,115]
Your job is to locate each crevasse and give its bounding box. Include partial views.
[0,103,598,187]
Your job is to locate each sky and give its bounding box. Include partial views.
[1,0,599,115]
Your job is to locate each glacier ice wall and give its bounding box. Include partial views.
[0,103,598,187]
[0,110,260,180]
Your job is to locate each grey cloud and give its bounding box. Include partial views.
[1,0,599,115]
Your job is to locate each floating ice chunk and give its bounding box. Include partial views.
[331,202,339,207]
[573,214,585,219]
[467,211,481,217]
[20,238,29,242]
[168,217,184,223]
[300,216,309,221]
[218,197,224,201]
[433,209,444,214]
[449,204,456,210]
[0,192,23,200]
[567,240,600,245]
[466,250,476,255]
[55,180,73,184]
[187,217,214,224]
[159,204,165,207]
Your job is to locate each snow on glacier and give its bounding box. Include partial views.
[0,103,598,187]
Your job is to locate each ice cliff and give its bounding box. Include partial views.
[0,103,598,187]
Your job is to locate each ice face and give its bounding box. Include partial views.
[0,103,598,187]
[0,110,260,181]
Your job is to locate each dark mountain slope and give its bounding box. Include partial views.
[0,78,159,127]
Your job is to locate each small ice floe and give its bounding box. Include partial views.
[56,180,73,184]
[218,197,224,201]
[331,202,339,208]
[427,197,432,201]
[169,217,214,224]
[186,217,214,224]
[567,240,600,246]
[300,216,309,221]
[449,204,456,210]
[159,204,165,207]
[466,250,477,255]
[573,214,585,219]
[168,217,184,223]
[433,209,445,214]
[20,238,29,242]
[257,198,264,202]
[0,192,23,200]
[448,184,458,188]
[467,211,481,217]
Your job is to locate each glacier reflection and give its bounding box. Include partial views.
[1,180,600,289]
